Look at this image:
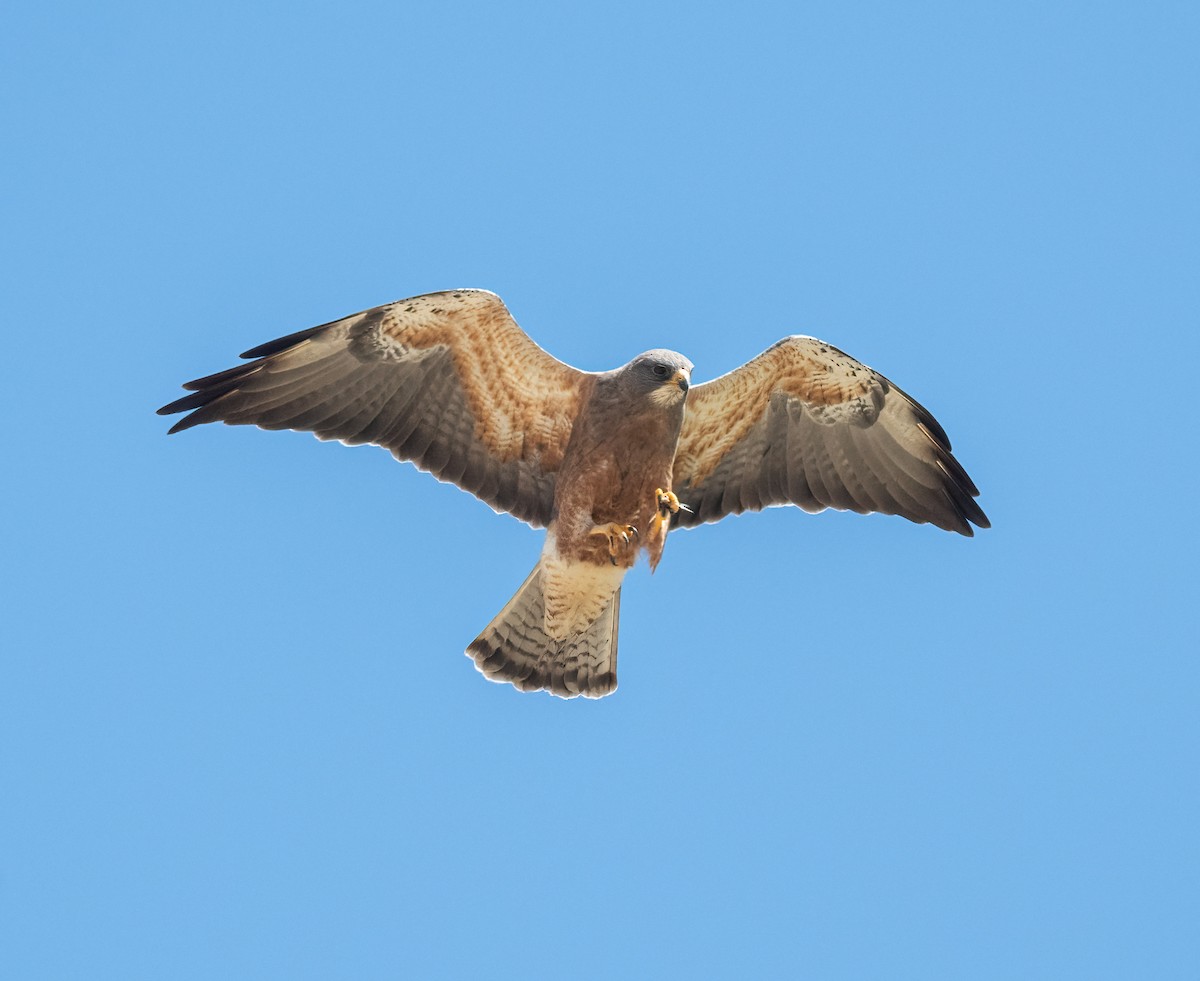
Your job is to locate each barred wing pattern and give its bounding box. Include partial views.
[158,290,589,527]
[671,336,989,535]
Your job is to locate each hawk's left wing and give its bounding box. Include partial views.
[671,336,989,535]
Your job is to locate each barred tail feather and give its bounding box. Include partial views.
[466,561,620,699]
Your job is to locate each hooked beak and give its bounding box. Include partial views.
[672,369,690,393]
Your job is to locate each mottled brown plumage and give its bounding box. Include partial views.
[159,289,988,698]
[162,290,582,526]
[672,336,989,535]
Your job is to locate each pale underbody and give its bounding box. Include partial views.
[540,485,682,642]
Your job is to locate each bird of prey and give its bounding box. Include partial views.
[159,289,989,698]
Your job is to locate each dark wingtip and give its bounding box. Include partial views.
[161,317,336,434]
[165,413,205,435]
[239,323,327,359]
[945,492,990,536]
[181,360,262,392]
[159,359,266,432]
[157,370,248,431]
[157,389,219,416]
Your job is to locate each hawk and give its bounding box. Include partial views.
[159,289,989,698]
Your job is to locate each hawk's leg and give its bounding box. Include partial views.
[587,522,639,566]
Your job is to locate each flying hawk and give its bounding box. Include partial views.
[159,289,989,698]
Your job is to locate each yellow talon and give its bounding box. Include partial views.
[588,522,640,564]
[655,488,682,516]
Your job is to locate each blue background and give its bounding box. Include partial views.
[4,2,1197,978]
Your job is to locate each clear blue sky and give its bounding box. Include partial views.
[4,2,1197,978]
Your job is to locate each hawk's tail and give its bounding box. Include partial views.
[466,560,620,699]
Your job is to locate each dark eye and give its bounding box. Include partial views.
[652,364,669,377]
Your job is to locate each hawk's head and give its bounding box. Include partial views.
[623,350,693,408]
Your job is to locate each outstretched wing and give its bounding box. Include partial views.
[158,289,591,527]
[671,336,989,535]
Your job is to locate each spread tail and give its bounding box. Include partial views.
[466,560,620,699]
